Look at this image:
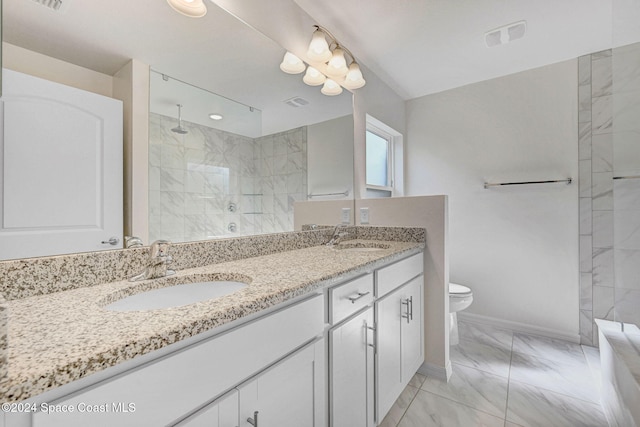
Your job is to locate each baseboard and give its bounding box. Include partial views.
[418,360,452,382]
[457,312,581,344]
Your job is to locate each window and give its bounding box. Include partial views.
[366,129,392,188]
[365,115,402,197]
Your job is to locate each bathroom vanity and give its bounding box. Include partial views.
[0,227,425,427]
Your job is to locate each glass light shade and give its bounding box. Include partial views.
[209,113,223,120]
[279,52,305,74]
[166,0,207,17]
[326,48,349,78]
[303,66,326,86]
[307,29,332,62]
[321,79,343,96]
[342,62,366,90]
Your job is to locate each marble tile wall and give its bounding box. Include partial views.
[149,113,306,242]
[579,42,640,345]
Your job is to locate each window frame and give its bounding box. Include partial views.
[365,122,395,193]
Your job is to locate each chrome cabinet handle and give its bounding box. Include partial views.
[101,237,120,245]
[347,291,370,304]
[409,296,414,321]
[365,321,377,354]
[247,411,258,426]
[402,298,411,323]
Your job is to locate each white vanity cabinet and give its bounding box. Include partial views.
[26,294,324,427]
[237,339,324,427]
[177,390,239,427]
[375,276,424,421]
[328,307,375,427]
[327,252,424,427]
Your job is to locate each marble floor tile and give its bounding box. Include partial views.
[581,345,602,391]
[378,384,420,427]
[504,423,526,427]
[506,380,607,427]
[421,363,508,418]
[458,321,514,352]
[510,351,599,403]
[450,338,512,378]
[512,333,586,365]
[398,390,504,427]
[408,372,426,389]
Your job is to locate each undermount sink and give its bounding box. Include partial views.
[103,274,251,312]
[333,242,390,252]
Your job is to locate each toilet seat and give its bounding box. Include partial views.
[449,283,471,296]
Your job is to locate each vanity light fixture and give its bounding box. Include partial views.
[166,0,207,18]
[279,52,306,74]
[278,25,366,96]
[209,113,223,120]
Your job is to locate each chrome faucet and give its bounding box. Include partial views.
[129,240,176,282]
[326,224,349,246]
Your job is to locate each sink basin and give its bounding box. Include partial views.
[104,274,250,312]
[333,242,390,252]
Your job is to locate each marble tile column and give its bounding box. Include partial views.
[578,49,615,346]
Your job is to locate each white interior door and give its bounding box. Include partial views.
[0,69,123,260]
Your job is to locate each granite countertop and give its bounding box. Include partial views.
[1,240,422,403]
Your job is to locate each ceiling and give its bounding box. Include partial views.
[2,0,352,135]
[4,0,640,112]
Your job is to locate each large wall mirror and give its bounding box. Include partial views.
[1,0,354,258]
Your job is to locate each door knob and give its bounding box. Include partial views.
[101,237,120,245]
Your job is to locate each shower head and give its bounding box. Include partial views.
[171,104,188,134]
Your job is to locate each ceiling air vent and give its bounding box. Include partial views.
[485,21,526,47]
[31,0,71,13]
[284,97,309,108]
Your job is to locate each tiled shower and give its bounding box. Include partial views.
[578,42,640,345]
[148,113,307,242]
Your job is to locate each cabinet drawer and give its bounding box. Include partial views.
[375,253,423,298]
[329,273,374,324]
[33,294,324,427]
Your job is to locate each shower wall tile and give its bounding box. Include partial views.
[591,172,614,210]
[578,123,592,160]
[592,247,614,287]
[578,84,592,123]
[593,286,615,320]
[592,55,613,98]
[592,95,613,134]
[615,180,640,210]
[615,249,640,290]
[579,56,592,86]
[592,210,614,248]
[580,310,594,346]
[579,160,592,198]
[591,134,613,172]
[579,198,592,235]
[149,113,307,244]
[580,273,593,310]
[614,289,640,325]
[614,210,640,249]
[613,43,640,94]
[580,235,593,273]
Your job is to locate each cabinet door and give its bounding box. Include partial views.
[401,276,424,384]
[178,390,239,427]
[329,307,375,427]
[238,340,324,427]
[375,291,403,422]
[375,275,424,422]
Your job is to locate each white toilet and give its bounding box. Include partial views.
[449,283,473,345]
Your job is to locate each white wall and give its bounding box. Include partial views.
[307,115,354,199]
[406,60,580,340]
[3,42,113,97]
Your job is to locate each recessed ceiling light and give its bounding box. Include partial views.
[209,113,223,120]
